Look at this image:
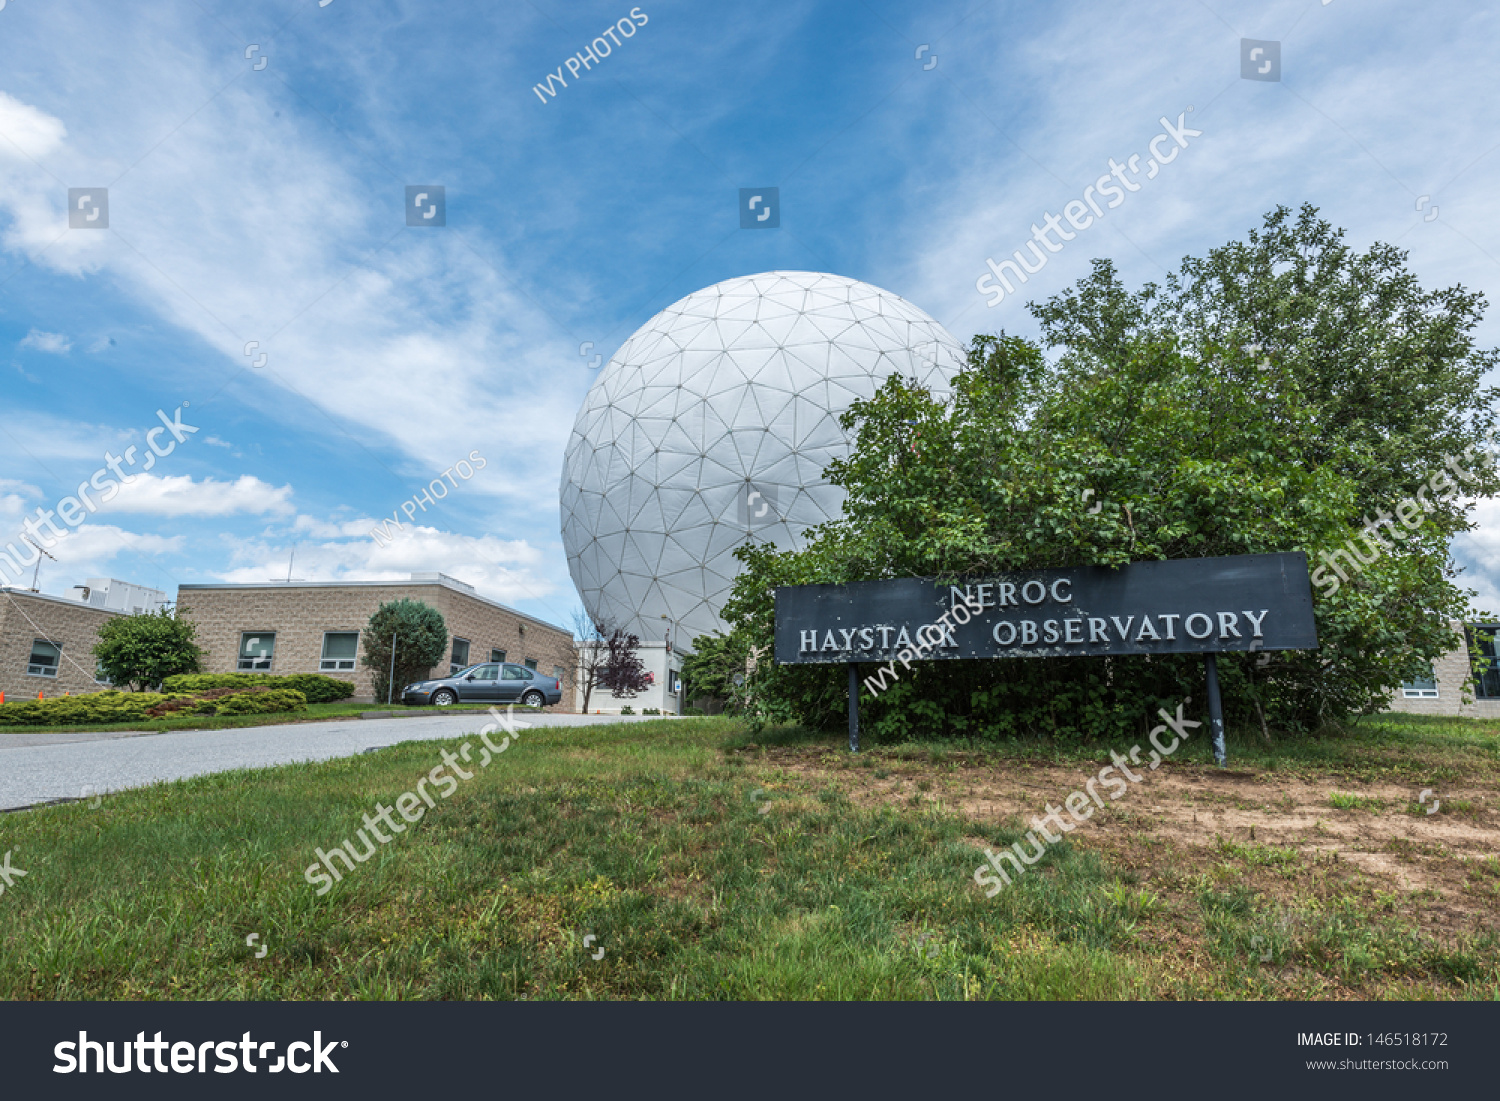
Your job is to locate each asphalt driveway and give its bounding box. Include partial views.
[0,711,671,812]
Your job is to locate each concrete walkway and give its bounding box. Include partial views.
[0,711,671,812]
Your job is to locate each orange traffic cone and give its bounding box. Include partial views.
[38,690,44,699]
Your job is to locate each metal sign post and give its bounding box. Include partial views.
[1204,652,1227,767]
[847,662,859,753]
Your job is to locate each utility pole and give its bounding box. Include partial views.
[387,630,398,706]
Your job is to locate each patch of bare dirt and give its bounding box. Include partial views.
[741,746,1500,927]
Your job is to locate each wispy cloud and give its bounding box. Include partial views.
[18,329,71,354]
[103,473,295,518]
[217,521,562,618]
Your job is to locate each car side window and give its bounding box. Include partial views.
[502,665,526,680]
[473,664,498,681]
[522,668,534,680]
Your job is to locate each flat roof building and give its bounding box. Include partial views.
[1386,620,1500,718]
[575,639,684,715]
[176,573,575,704]
[0,585,131,699]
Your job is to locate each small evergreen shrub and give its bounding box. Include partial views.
[213,689,307,716]
[0,686,310,726]
[161,672,353,704]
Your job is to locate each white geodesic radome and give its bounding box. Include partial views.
[559,270,966,648]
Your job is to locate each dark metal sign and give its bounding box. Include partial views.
[774,552,1319,665]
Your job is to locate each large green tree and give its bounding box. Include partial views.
[682,632,752,714]
[93,608,204,692]
[361,599,449,704]
[721,205,1500,741]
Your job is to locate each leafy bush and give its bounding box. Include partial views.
[143,685,299,718]
[93,609,204,691]
[0,691,166,726]
[160,672,354,704]
[619,705,635,715]
[361,600,448,705]
[0,686,309,726]
[213,689,307,716]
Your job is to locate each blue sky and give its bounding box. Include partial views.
[2,0,1499,629]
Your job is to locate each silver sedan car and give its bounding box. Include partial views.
[402,662,562,708]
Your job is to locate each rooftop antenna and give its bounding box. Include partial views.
[25,536,56,593]
[276,545,306,584]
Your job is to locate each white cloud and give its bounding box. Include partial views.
[217,521,568,624]
[0,521,182,591]
[0,479,41,522]
[0,18,582,518]
[0,89,67,156]
[103,474,295,518]
[1453,496,1500,616]
[18,329,71,353]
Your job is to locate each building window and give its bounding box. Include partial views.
[320,631,359,671]
[27,639,60,677]
[1401,668,1439,698]
[669,672,681,695]
[524,658,538,671]
[1464,624,1500,702]
[553,665,565,684]
[490,649,507,663]
[94,660,112,686]
[238,633,276,671]
[451,638,471,676]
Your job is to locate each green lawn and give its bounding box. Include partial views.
[0,713,1496,1000]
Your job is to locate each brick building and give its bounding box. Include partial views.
[175,573,575,703]
[1385,620,1500,718]
[0,586,121,700]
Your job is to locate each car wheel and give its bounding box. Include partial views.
[521,690,545,708]
[432,689,457,706]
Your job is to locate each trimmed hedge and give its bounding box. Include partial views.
[213,689,307,716]
[160,672,354,705]
[142,685,308,719]
[0,687,308,726]
[0,691,163,726]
